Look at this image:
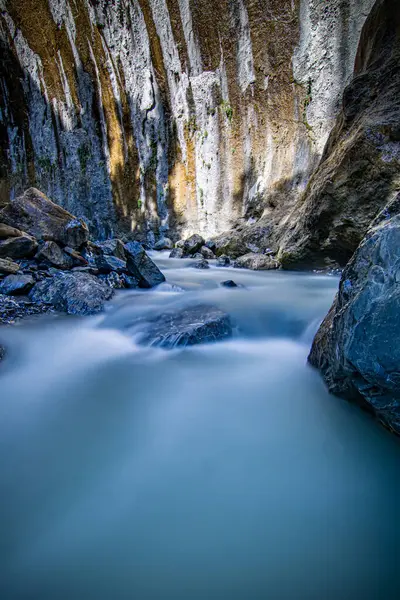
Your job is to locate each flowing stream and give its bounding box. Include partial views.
[0,255,399,599]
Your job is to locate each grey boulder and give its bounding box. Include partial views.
[36,241,74,269]
[96,239,126,260]
[124,242,165,288]
[29,272,114,315]
[200,246,215,260]
[234,253,280,270]
[154,237,174,251]
[0,235,38,259]
[0,188,89,248]
[309,203,400,435]
[169,248,184,259]
[0,258,19,274]
[183,234,205,256]
[0,274,35,296]
[96,254,127,274]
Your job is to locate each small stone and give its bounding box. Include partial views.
[221,280,238,288]
[183,234,205,256]
[0,274,35,295]
[0,258,20,274]
[63,246,88,266]
[234,253,280,270]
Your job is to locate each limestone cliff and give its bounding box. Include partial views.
[278,0,400,269]
[0,0,373,242]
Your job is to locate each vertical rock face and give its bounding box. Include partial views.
[278,0,400,269]
[0,0,374,242]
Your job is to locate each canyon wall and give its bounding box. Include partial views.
[0,0,374,242]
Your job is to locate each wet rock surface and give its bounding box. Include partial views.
[309,198,400,434]
[234,253,280,271]
[134,305,232,349]
[125,242,166,288]
[0,274,35,296]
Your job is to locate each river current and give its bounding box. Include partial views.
[0,254,399,599]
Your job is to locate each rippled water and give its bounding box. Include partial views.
[0,255,399,600]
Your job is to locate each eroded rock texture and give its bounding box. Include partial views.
[309,196,400,435]
[0,0,373,243]
[278,0,400,269]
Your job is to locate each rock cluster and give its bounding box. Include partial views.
[164,232,280,272]
[0,189,165,319]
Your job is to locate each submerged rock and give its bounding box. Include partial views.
[221,280,238,288]
[124,242,165,288]
[0,188,89,249]
[0,235,38,260]
[0,258,19,275]
[136,304,232,348]
[0,274,35,296]
[309,202,400,435]
[234,253,280,270]
[193,259,210,269]
[29,272,114,315]
[36,241,74,269]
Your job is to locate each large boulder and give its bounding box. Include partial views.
[0,188,89,249]
[309,199,400,434]
[183,234,204,256]
[36,241,74,269]
[135,304,232,348]
[96,254,127,274]
[0,274,35,296]
[0,258,19,274]
[234,253,280,270]
[29,272,114,315]
[213,231,248,259]
[124,242,165,288]
[154,237,174,251]
[0,235,38,259]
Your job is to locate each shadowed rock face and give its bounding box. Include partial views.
[278,0,400,270]
[309,195,400,435]
[0,0,373,242]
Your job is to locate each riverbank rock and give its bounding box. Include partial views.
[234,253,280,270]
[0,295,55,326]
[136,304,232,348]
[0,188,89,249]
[309,201,400,434]
[0,274,35,296]
[193,259,209,269]
[0,258,19,275]
[36,241,74,269]
[183,234,205,256]
[96,239,126,260]
[0,235,38,259]
[125,242,165,288]
[200,246,215,260]
[217,255,231,267]
[29,272,114,316]
[96,255,127,274]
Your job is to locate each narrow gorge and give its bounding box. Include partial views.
[0,1,400,598]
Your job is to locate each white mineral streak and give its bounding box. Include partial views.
[234,0,256,93]
[177,0,202,76]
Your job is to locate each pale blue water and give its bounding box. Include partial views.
[0,257,399,599]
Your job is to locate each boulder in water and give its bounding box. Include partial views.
[169,248,184,259]
[221,280,238,288]
[136,304,232,348]
[154,238,174,251]
[234,253,280,270]
[0,258,19,274]
[183,234,204,256]
[193,259,209,269]
[309,201,400,435]
[0,274,35,295]
[124,242,165,288]
[217,255,230,267]
[201,246,215,260]
[213,231,248,258]
[29,272,114,315]
[0,188,89,248]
